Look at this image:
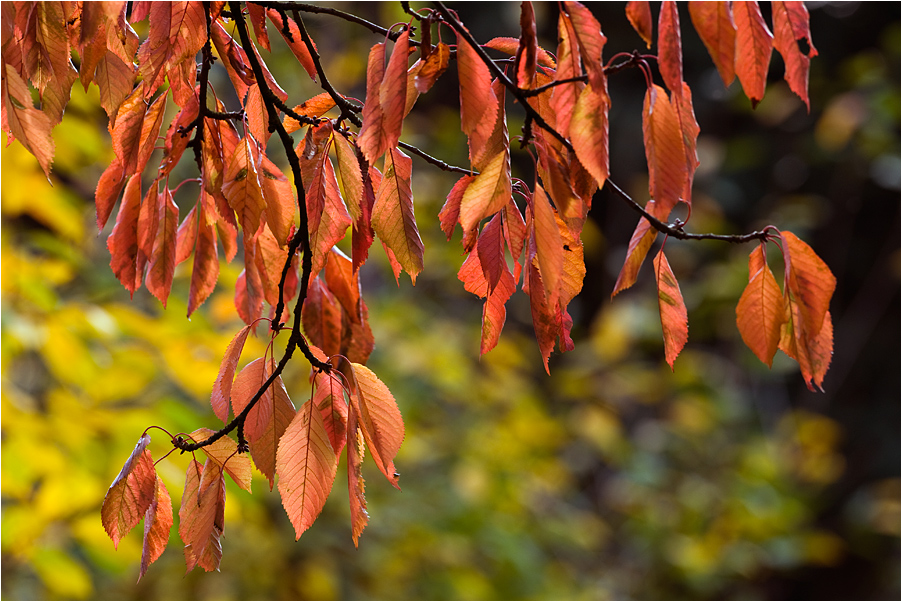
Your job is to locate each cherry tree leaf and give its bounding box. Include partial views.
[653,248,688,369]
[563,1,607,89]
[313,370,349,456]
[373,147,423,283]
[349,362,404,489]
[358,41,388,165]
[266,9,317,80]
[332,133,365,221]
[210,21,254,103]
[626,1,653,48]
[456,25,499,165]
[483,37,556,68]
[247,2,270,51]
[303,277,344,360]
[276,396,339,539]
[231,358,275,446]
[643,84,686,216]
[569,81,610,190]
[439,174,476,241]
[107,175,142,296]
[459,149,511,234]
[145,187,179,307]
[657,0,683,97]
[346,401,368,547]
[187,194,220,317]
[772,0,817,110]
[779,230,836,340]
[515,1,539,89]
[101,433,156,549]
[415,41,450,93]
[138,475,172,583]
[550,10,583,140]
[136,1,206,98]
[379,27,409,154]
[284,92,337,133]
[211,324,252,424]
[179,459,224,573]
[688,1,736,87]
[736,243,783,367]
[532,184,564,308]
[95,159,128,231]
[734,0,773,108]
[188,428,253,493]
[222,136,267,244]
[2,62,55,179]
[248,362,296,490]
[611,200,662,298]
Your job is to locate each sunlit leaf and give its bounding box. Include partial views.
[188,428,253,493]
[626,1,653,48]
[138,475,172,583]
[736,243,783,367]
[772,0,817,110]
[734,1,773,108]
[688,1,736,87]
[349,362,404,489]
[101,433,156,549]
[653,247,688,369]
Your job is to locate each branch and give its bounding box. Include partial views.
[251,1,415,42]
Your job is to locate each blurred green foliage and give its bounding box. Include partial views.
[2,2,899,600]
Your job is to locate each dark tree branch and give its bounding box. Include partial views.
[251,1,417,43]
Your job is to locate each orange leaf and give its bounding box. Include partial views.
[734,1,773,108]
[222,136,267,242]
[476,212,506,294]
[349,362,404,489]
[276,396,339,539]
[483,37,556,68]
[358,41,388,165]
[459,150,512,234]
[302,277,344,359]
[515,2,539,89]
[780,304,833,392]
[210,324,251,423]
[563,1,607,89]
[653,248,688,369]
[439,174,475,241]
[188,428,253,493]
[254,223,289,306]
[657,0,683,97]
[284,92,337,133]
[736,243,784,367]
[379,27,409,150]
[95,159,128,230]
[210,21,254,103]
[550,11,584,139]
[107,175,142,296]
[235,255,265,325]
[145,186,179,307]
[313,370,349,456]
[569,82,610,190]
[179,459,224,573]
[373,147,423,283]
[266,9,317,80]
[611,200,661,298]
[136,2,206,98]
[772,0,817,110]
[332,133,365,222]
[532,184,564,308]
[780,231,836,338]
[626,1,653,48]
[248,362,296,490]
[675,81,700,205]
[101,433,156,549]
[457,26,499,165]
[247,2,270,50]
[187,194,220,317]
[414,41,450,93]
[175,204,199,266]
[688,1,736,87]
[138,475,172,582]
[134,90,167,175]
[231,358,275,445]
[346,402,368,547]
[643,84,686,216]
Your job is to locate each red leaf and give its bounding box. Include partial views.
[357,41,388,165]
[379,27,409,151]
[187,195,220,317]
[135,182,160,288]
[276,396,339,539]
[772,0,817,110]
[657,0,683,97]
[266,9,317,80]
[611,200,662,298]
[525,257,558,373]
[211,324,252,424]
[302,277,344,359]
[532,184,564,308]
[734,1,773,108]
[550,11,584,140]
[175,204,198,267]
[569,82,610,190]
[483,37,556,68]
[515,2,539,89]
[459,150,511,234]
[236,244,265,325]
[248,363,296,490]
[653,248,688,369]
[138,475,172,582]
[188,428,253,493]
[160,93,199,177]
[563,1,607,89]
[95,158,127,231]
[247,2,270,51]
[245,83,268,145]
[346,402,368,547]
[688,1,736,87]
[136,1,206,97]
[101,433,156,549]
[179,459,224,573]
[134,91,167,175]
[780,231,836,338]
[94,52,138,125]
[349,362,404,489]
[503,197,528,284]
[2,62,55,178]
[456,26,499,165]
[414,42,450,93]
[313,370,349,456]
[284,92,337,133]
[222,136,267,243]
[643,84,686,216]
[145,187,179,307]
[439,174,476,240]
[476,212,505,294]
[254,223,289,306]
[107,175,142,296]
[230,358,275,445]
[332,133,365,222]
[736,243,783,367]
[626,1,653,48]
[373,147,423,283]
[210,21,254,103]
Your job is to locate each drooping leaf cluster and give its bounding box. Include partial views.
[1,0,833,578]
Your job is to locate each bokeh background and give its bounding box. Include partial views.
[2,2,899,599]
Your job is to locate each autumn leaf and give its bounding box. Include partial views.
[187,193,220,317]
[772,0,818,110]
[515,2,539,89]
[688,1,736,87]
[439,174,476,240]
[736,243,784,367]
[303,277,344,359]
[563,1,607,89]
[231,358,275,445]
[657,0,683,97]
[373,147,423,283]
[313,370,349,456]
[346,402,368,547]
[780,230,836,339]
[643,84,686,216]
[107,175,142,296]
[188,428,253,493]
[145,187,179,307]
[332,133,365,221]
[276,396,339,540]
[611,201,661,298]
[414,42,449,93]
[532,183,564,308]
[136,1,206,98]
[138,475,172,583]
[211,324,252,424]
[101,433,157,549]
[349,362,404,489]
[734,0,773,108]
[483,37,556,69]
[222,136,267,244]
[179,459,225,573]
[266,9,318,80]
[626,1,653,48]
[569,81,610,191]
[283,92,337,133]
[459,149,512,234]
[550,10,584,140]
[380,27,409,146]
[248,363,296,490]
[653,248,688,369]
[456,25,499,165]
[2,62,55,179]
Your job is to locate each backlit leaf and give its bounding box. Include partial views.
[439,174,476,241]
[780,230,836,338]
[414,42,449,93]
[138,475,172,583]
[611,200,662,298]
[231,358,275,446]
[347,402,368,547]
[563,1,607,89]
[349,362,404,489]
[483,37,556,68]
[734,1,773,108]
[772,0,817,110]
[333,133,365,222]
[459,149,511,234]
[249,361,296,490]
[222,136,267,243]
[688,1,736,87]
[187,194,220,317]
[643,84,686,216]
[457,25,499,165]
[107,175,142,296]
[145,187,179,307]
[303,277,344,359]
[653,248,688,369]
[266,9,318,80]
[179,459,224,573]
[515,2,538,89]
[357,41,388,165]
[277,396,339,539]
[136,1,206,98]
[211,324,251,424]
[313,370,349,456]
[373,147,423,283]
[101,433,156,549]
[736,243,783,367]
[569,82,610,190]
[532,183,564,308]
[379,27,409,152]
[626,1,653,48]
[657,0,683,97]
[550,11,583,140]
[188,428,253,493]
[2,62,55,178]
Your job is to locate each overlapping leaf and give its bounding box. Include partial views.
[772,0,817,110]
[736,243,783,367]
[373,147,423,283]
[101,433,157,549]
[653,248,688,368]
[139,475,172,582]
[349,363,404,489]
